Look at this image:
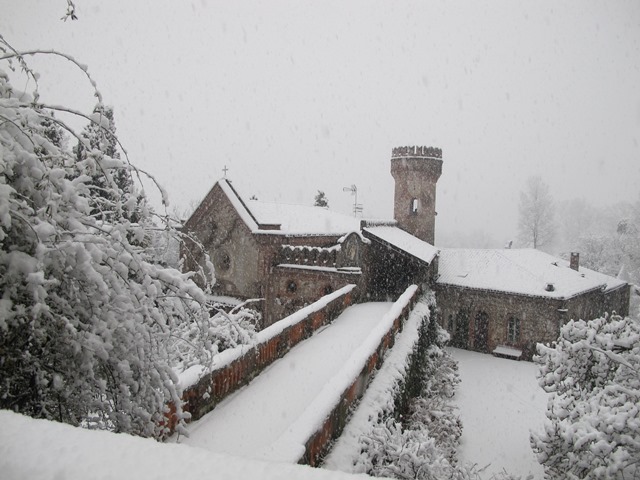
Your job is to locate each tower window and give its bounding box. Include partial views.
[411,198,419,213]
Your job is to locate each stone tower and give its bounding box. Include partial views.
[390,146,443,245]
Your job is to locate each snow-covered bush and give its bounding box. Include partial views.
[168,301,259,371]
[0,41,255,437]
[408,394,461,465]
[360,417,456,480]
[531,315,640,479]
[357,296,465,479]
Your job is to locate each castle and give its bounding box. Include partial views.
[183,146,630,360]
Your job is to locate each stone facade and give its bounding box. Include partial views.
[437,283,630,360]
[182,181,262,298]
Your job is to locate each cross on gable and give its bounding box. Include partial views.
[223,165,229,178]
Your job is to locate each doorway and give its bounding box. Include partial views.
[474,311,489,352]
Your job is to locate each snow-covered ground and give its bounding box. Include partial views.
[174,302,393,462]
[450,348,549,479]
[0,410,377,480]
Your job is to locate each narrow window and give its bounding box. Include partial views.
[411,198,419,213]
[507,317,520,344]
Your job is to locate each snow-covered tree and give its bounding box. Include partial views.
[0,40,254,438]
[554,197,640,286]
[72,104,139,224]
[531,315,640,479]
[518,176,555,250]
[314,190,329,208]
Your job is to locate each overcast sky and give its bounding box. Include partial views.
[2,0,639,246]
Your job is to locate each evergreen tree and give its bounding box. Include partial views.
[74,105,133,222]
[314,190,329,208]
[39,111,67,150]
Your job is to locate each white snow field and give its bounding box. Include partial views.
[0,410,378,480]
[174,302,394,462]
[451,347,549,479]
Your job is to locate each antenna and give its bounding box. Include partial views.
[342,184,363,217]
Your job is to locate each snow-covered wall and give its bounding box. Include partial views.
[165,285,358,435]
[264,284,421,466]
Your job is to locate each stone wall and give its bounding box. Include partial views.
[256,232,368,326]
[437,283,632,360]
[363,234,435,301]
[603,285,631,317]
[265,266,363,326]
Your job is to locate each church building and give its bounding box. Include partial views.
[182,146,630,360]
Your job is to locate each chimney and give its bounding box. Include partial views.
[570,252,579,271]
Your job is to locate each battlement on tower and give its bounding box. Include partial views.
[390,144,442,244]
[391,145,442,159]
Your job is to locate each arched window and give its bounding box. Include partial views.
[410,198,419,214]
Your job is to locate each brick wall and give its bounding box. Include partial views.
[297,285,420,466]
[163,284,357,436]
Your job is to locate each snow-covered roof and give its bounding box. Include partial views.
[218,179,361,235]
[247,200,361,235]
[364,226,439,264]
[437,248,627,299]
[217,179,259,230]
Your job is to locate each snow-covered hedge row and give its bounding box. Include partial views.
[324,292,472,479]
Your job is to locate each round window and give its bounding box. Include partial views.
[214,249,231,271]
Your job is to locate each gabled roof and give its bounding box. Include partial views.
[364,226,439,264]
[218,179,361,235]
[247,201,361,235]
[437,248,627,299]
